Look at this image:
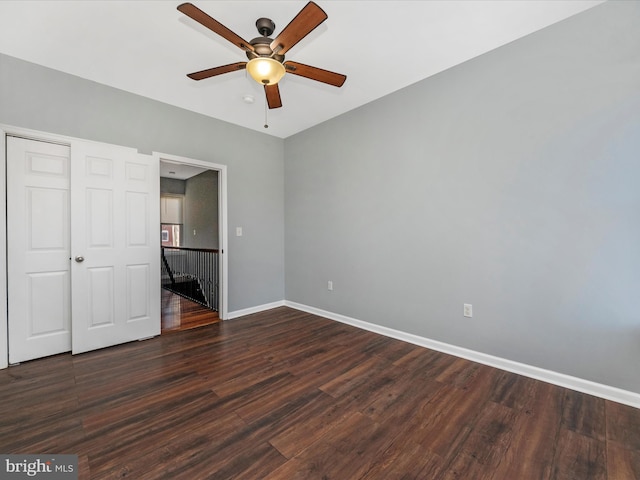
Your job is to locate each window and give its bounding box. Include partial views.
[160,195,183,247]
[161,224,181,247]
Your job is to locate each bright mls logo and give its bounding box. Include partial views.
[1,455,78,479]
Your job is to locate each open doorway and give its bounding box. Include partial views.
[156,152,228,332]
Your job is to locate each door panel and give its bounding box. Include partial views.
[29,272,70,335]
[87,267,114,327]
[28,189,68,250]
[86,189,113,247]
[7,137,72,363]
[127,264,150,320]
[71,142,160,354]
[126,191,149,246]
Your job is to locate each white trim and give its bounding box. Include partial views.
[285,301,640,409]
[153,151,229,321]
[0,129,8,369]
[227,300,286,320]
[1,124,111,147]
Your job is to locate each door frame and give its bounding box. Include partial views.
[154,151,228,321]
[1,127,8,369]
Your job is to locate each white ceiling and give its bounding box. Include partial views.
[0,1,604,139]
[159,161,208,180]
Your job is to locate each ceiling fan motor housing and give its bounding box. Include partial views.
[247,35,284,62]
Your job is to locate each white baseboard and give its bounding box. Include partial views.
[285,301,640,409]
[227,300,286,320]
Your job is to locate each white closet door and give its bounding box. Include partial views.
[7,137,72,363]
[70,141,160,354]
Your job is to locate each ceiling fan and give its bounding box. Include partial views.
[177,1,347,109]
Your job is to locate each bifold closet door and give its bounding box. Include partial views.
[7,135,160,363]
[70,141,160,355]
[7,137,72,364]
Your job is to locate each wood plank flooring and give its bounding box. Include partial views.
[161,288,219,333]
[1,307,639,479]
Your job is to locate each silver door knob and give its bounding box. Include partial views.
[75,256,85,263]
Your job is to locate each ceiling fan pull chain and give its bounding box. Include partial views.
[264,95,269,129]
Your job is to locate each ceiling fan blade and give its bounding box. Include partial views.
[187,62,247,81]
[270,2,327,55]
[284,61,346,87]
[265,84,283,109]
[177,3,254,53]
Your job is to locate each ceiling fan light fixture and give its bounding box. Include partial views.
[246,57,286,85]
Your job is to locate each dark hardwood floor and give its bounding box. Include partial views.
[161,288,219,333]
[1,307,639,479]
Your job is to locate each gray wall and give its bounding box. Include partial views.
[0,53,285,312]
[160,177,186,195]
[184,170,219,249]
[284,1,640,393]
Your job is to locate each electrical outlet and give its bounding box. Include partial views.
[327,280,333,291]
[463,304,472,318]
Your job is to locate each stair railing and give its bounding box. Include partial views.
[161,246,220,311]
